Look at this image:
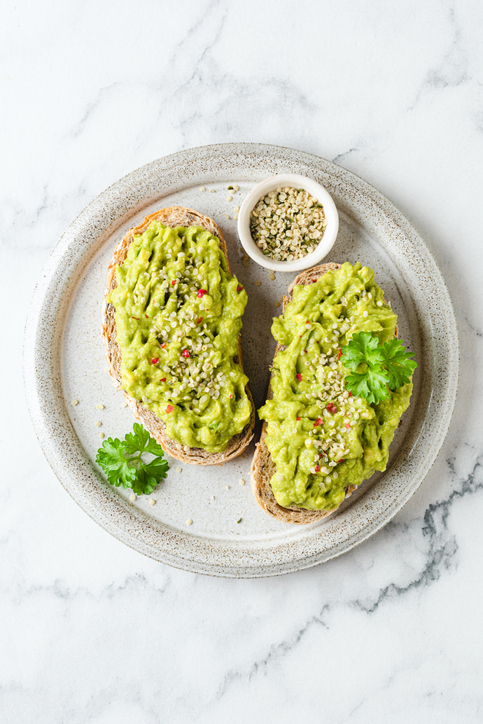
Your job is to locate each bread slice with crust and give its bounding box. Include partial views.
[102,206,255,465]
[250,263,397,524]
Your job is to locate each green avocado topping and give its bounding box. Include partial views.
[258,262,413,511]
[108,221,252,454]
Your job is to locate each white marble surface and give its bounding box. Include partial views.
[3,0,483,721]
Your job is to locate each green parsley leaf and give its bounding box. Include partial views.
[96,438,138,489]
[345,367,391,404]
[133,458,169,496]
[341,331,383,371]
[380,338,418,390]
[123,422,165,457]
[96,423,169,495]
[341,331,416,404]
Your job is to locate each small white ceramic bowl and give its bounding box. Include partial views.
[237,174,339,272]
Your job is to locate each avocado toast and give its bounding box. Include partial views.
[251,262,413,523]
[102,207,255,465]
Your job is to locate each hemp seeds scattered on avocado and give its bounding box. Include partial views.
[108,222,252,454]
[258,262,414,511]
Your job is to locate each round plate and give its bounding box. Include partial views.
[23,143,459,578]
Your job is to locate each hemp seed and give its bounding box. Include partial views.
[250,187,327,262]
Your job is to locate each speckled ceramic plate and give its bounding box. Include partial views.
[24,143,459,578]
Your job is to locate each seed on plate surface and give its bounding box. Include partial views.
[96,404,104,409]
[176,466,182,473]
[95,421,102,427]
[70,399,79,406]
[269,272,275,280]
[130,493,136,502]
[255,280,261,286]
[239,478,246,486]
[199,186,205,192]
[186,519,193,525]
[226,196,233,202]
[98,432,104,439]
[242,256,249,267]
[148,498,156,506]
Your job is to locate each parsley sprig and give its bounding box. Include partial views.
[96,423,169,495]
[341,332,417,404]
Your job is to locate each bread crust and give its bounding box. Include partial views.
[250,263,395,524]
[102,207,255,465]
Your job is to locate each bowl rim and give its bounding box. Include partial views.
[237,173,339,272]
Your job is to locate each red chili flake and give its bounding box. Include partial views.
[237,285,244,293]
[182,350,190,358]
[197,289,207,298]
[161,343,167,349]
[338,459,345,463]
[145,315,149,318]
[150,358,159,365]
[296,373,303,381]
[171,280,177,286]
[314,418,323,426]
[296,417,301,421]
[165,404,173,413]
[345,423,350,430]
[196,317,203,324]
[131,316,140,320]
[349,392,353,397]
[160,378,166,382]
[338,348,342,360]
[314,464,321,472]
[305,321,311,325]
[229,394,233,398]
[311,279,317,283]
[327,403,337,414]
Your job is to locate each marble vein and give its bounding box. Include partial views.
[356,455,483,613]
[409,6,470,110]
[215,606,331,702]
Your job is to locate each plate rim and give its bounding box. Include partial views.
[23,142,460,578]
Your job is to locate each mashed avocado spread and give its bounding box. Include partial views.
[108,221,252,454]
[258,262,413,511]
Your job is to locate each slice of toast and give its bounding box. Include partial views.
[250,263,397,524]
[102,206,255,465]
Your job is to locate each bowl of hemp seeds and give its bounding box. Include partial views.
[237,174,339,272]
